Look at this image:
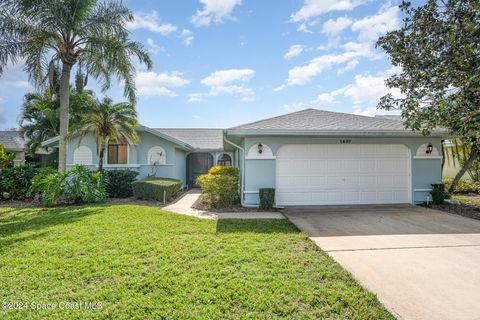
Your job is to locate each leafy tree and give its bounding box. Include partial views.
[377,0,480,193]
[0,0,152,172]
[77,97,139,172]
[0,145,15,168]
[19,88,96,155]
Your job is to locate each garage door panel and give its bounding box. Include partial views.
[276,144,411,205]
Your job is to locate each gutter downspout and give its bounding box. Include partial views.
[223,133,246,207]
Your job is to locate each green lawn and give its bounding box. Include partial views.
[0,204,393,319]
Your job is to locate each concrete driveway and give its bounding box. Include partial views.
[284,205,480,320]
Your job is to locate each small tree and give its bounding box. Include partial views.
[77,97,139,172]
[377,0,480,194]
[0,145,15,168]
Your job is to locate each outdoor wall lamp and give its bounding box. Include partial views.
[258,143,263,154]
[426,143,433,155]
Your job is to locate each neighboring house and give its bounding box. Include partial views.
[42,108,446,206]
[0,130,26,166]
[442,140,474,180]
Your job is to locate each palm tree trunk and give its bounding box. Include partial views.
[58,62,72,173]
[448,144,479,194]
[98,147,105,172]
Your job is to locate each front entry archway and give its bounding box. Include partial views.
[187,153,214,187]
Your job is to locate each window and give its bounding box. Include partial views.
[217,153,232,166]
[107,140,128,164]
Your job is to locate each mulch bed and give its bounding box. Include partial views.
[423,200,480,221]
[192,195,280,213]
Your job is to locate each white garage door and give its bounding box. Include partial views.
[276,144,411,205]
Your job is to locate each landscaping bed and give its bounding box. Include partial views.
[425,195,480,221]
[192,194,280,213]
[0,204,393,319]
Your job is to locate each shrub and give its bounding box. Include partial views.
[29,165,106,206]
[259,188,275,209]
[102,169,138,198]
[132,178,182,202]
[0,145,15,168]
[208,165,239,177]
[442,178,480,194]
[29,168,67,205]
[65,165,107,204]
[0,164,39,200]
[431,184,446,205]
[196,166,239,208]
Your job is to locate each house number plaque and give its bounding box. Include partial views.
[340,139,352,144]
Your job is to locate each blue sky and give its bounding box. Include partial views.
[0,0,410,130]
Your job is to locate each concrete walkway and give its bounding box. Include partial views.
[285,205,480,320]
[163,189,284,220]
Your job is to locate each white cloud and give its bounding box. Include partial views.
[180,29,194,46]
[0,60,33,90]
[311,88,345,105]
[193,114,202,120]
[189,68,255,102]
[127,11,177,35]
[280,103,308,113]
[191,0,242,27]
[135,71,190,97]
[284,45,305,60]
[322,16,352,36]
[276,41,375,90]
[351,6,400,42]
[337,59,358,74]
[290,0,367,23]
[146,38,165,54]
[0,99,6,126]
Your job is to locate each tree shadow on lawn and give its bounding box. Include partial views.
[0,206,102,249]
[216,218,300,234]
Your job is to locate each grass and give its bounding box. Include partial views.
[0,204,393,319]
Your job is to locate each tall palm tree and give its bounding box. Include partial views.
[78,97,139,172]
[0,0,152,172]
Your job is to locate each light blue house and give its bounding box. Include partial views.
[43,108,446,207]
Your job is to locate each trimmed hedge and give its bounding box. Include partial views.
[443,178,480,194]
[0,164,39,200]
[132,178,182,202]
[102,169,138,198]
[208,166,239,176]
[259,188,275,209]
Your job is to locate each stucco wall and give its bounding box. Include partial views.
[66,131,189,186]
[240,136,443,206]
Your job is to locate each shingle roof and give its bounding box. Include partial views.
[154,128,223,150]
[229,108,409,132]
[0,131,25,150]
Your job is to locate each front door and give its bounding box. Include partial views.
[187,153,214,187]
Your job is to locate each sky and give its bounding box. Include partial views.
[0,0,413,130]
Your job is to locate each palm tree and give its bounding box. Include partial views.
[78,97,139,172]
[0,0,152,172]
[20,87,95,155]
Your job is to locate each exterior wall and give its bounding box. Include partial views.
[66,131,189,187]
[442,146,473,180]
[240,136,443,206]
[11,150,25,166]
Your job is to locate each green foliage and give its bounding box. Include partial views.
[0,144,15,168]
[77,97,140,172]
[102,169,138,198]
[196,166,239,208]
[443,178,480,194]
[29,165,106,206]
[65,165,107,204]
[431,184,446,205]
[132,178,182,202]
[29,168,67,205]
[377,0,480,139]
[208,165,239,176]
[259,188,275,209]
[0,164,39,200]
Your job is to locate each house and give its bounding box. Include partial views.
[42,108,446,206]
[0,130,26,166]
